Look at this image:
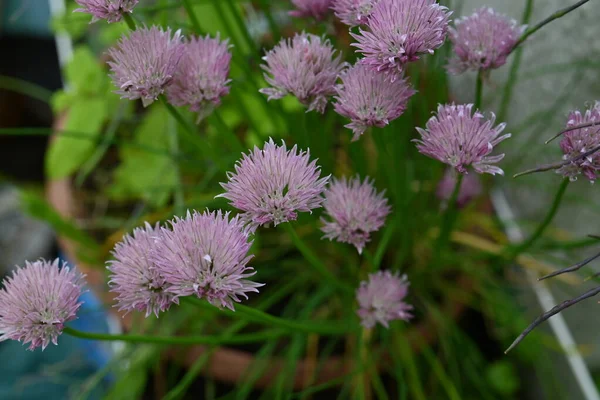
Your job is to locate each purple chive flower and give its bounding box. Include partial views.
[107,223,177,318]
[259,33,346,113]
[108,26,184,107]
[356,271,413,328]
[166,34,232,123]
[351,0,451,76]
[436,169,482,208]
[333,63,416,141]
[448,7,525,75]
[0,259,85,350]
[557,102,600,182]
[218,139,330,231]
[414,104,511,175]
[152,210,262,310]
[331,0,379,26]
[74,0,139,23]
[290,0,333,20]
[321,176,391,254]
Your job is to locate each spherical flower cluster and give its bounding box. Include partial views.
[351,0,451,76]
[321,176,391,254]
[218,139,330,231]
[557,101,600,182]
[167,35,232,123]
[289,0,333,20]
[107,223,177,318]
[414,104,511,175]
[356,271,413,328]
[334,63,416,140]
[448,7,525,75]
[153,210,262,310]
[74,0,138,23]
[331,0,379,26]
[108,26,184,107]
[436,169,482,208]
[0,259,85,350]
[260,33,346,113]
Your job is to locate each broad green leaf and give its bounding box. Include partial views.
[109,105,176,208]
[65,46,106,95]
[50,3,91,40]
[45,98,107,179]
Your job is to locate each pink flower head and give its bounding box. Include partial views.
[290,0,333,20]
[356,271,413,328]
[108,26,184,107]
[0,259,85,350]
[448,7,525,75]
[152,210,262,310]
[436,169,482,208]
[107,223,177,318]
[351,0,451,77]
[414,104,510,175]
[167,34,232,123]
[259,33,346,113]
[331,0,379,26]
[333,63,416,141]
[321,176,391,254]
[218,139,330,231]
[74,0,138,23]
[557,101,600,182]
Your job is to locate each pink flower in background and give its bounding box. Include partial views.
[448,7,525,75]
[0,259,85,350]
[107,223,177,318]
[74,0,139,23]
[333,63,415,140]
[557,101,600,182]
[357,271,413,328]
[108,26,184,107]
[436,169,482,208]
[153,210,262,310]
[218,139,330,231]
[167,34,232,123]
[331,0,379,26]
[414,104,510,175]
[351,0,451,77]
[260,33,346,113]
[290,0,333,20]
[321,176,391,254]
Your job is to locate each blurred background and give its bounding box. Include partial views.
[1,0,600,399]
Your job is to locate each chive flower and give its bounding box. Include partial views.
[289,0,333,20]
[321,176,391,254]
[414,104,510,175]
[108,26,184,107]
[166,34,232,123]
[448,7,526,75]
[333,63,415,141]
[260,32,346,113]
[107,223,177,318]
[331,0,379,26]
[74,0,139,23]
[218,139,330,231]
[357,271,413,328]
[351,0,451,77]
[0,259,85,350]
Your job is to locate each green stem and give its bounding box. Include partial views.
[508,178,570,259]
[212,109,244,152]
[512,0,589,51]
[224,0,258,55]
[498,0,534,122]
[62,326,284,345]
[123,13,136,30]
[282,223,353,294]
[374,220,395,269]
[433,173,464,263]
[167,114,185,216]
[0,75,52,102]
[474,70,483,110]
[182,0,203,34]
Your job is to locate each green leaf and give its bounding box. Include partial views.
[65,46,106,96]
[109,105,176,208]
[50,90,75,114]
[45,98,107,179]
[50,3,91,40]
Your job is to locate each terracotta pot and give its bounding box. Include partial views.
[46,115,469,390]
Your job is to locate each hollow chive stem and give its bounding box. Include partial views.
[123,13,136,30]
